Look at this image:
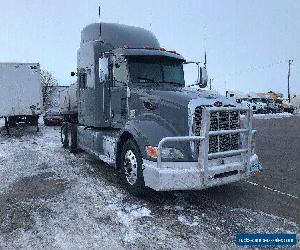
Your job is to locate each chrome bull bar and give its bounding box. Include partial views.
[157,106,254,184]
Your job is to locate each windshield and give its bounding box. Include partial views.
[128,57,185,86]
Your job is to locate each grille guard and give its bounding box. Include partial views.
[157,106,254,184]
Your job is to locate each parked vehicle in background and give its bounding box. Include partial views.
[271,98,284,113]
[226,92,259,113]
[43,111,63,126]
[291,94,300,113]
[60,22,261,196]
[240,98,257,113]
[251,97,268,114]
[282,99,295,113]
[258,91,293,113]
[0,63,42,133]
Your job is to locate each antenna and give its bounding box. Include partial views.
[98,6,102,41]
[287,59,293,103]
[204,51,207,68]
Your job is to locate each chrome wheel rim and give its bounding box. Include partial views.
[123,150,138,185]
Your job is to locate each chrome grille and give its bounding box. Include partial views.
[193,107,241,154]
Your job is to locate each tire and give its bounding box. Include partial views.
[27,115,38,126]
[67,123,78,153]
[61,123,69,148]
[120,138,146,196]
[7,117,16,127]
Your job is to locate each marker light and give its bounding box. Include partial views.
[146,146,158,159]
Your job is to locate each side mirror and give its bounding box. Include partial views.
[71,72,76,77]
[197,67,208,88]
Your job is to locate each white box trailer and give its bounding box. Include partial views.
[0,63,42,132]
[60,83,77,116]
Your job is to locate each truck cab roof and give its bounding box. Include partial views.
[81,23,160,49]
[112,48,185,62]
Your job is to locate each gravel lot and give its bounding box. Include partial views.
[0,115,299,249]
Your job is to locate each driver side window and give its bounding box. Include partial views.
[113,57,128,87]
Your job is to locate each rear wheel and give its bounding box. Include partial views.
[120,138,146,196]
[67,123,78,153]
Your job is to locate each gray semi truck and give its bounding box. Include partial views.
[60,23,262,196]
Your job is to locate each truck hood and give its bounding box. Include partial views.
[133,87,237,108]
[129,86,240,161]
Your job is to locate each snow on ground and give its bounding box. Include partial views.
[0,124,299,249]
[0,125,219,249]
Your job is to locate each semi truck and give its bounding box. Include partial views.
[60,22,262,196]
[0,63,42,133]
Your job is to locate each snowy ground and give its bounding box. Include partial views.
[0,119,299,249]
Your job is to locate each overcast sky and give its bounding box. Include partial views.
[0,0,299,96]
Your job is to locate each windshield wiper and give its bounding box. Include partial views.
[164,81,183,86]
[137,77,156,82]
[137,77,159,85]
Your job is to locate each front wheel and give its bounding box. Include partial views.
[120,138,146,196]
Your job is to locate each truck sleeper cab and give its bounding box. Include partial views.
[60,23,262,196]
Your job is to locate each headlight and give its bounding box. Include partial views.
[146,146,184,160]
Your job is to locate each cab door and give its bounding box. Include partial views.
[110,56,130,127]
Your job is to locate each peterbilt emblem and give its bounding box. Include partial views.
[214,101,223,107]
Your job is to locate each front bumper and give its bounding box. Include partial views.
[143,154,261,191]
[143,106,262,191]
